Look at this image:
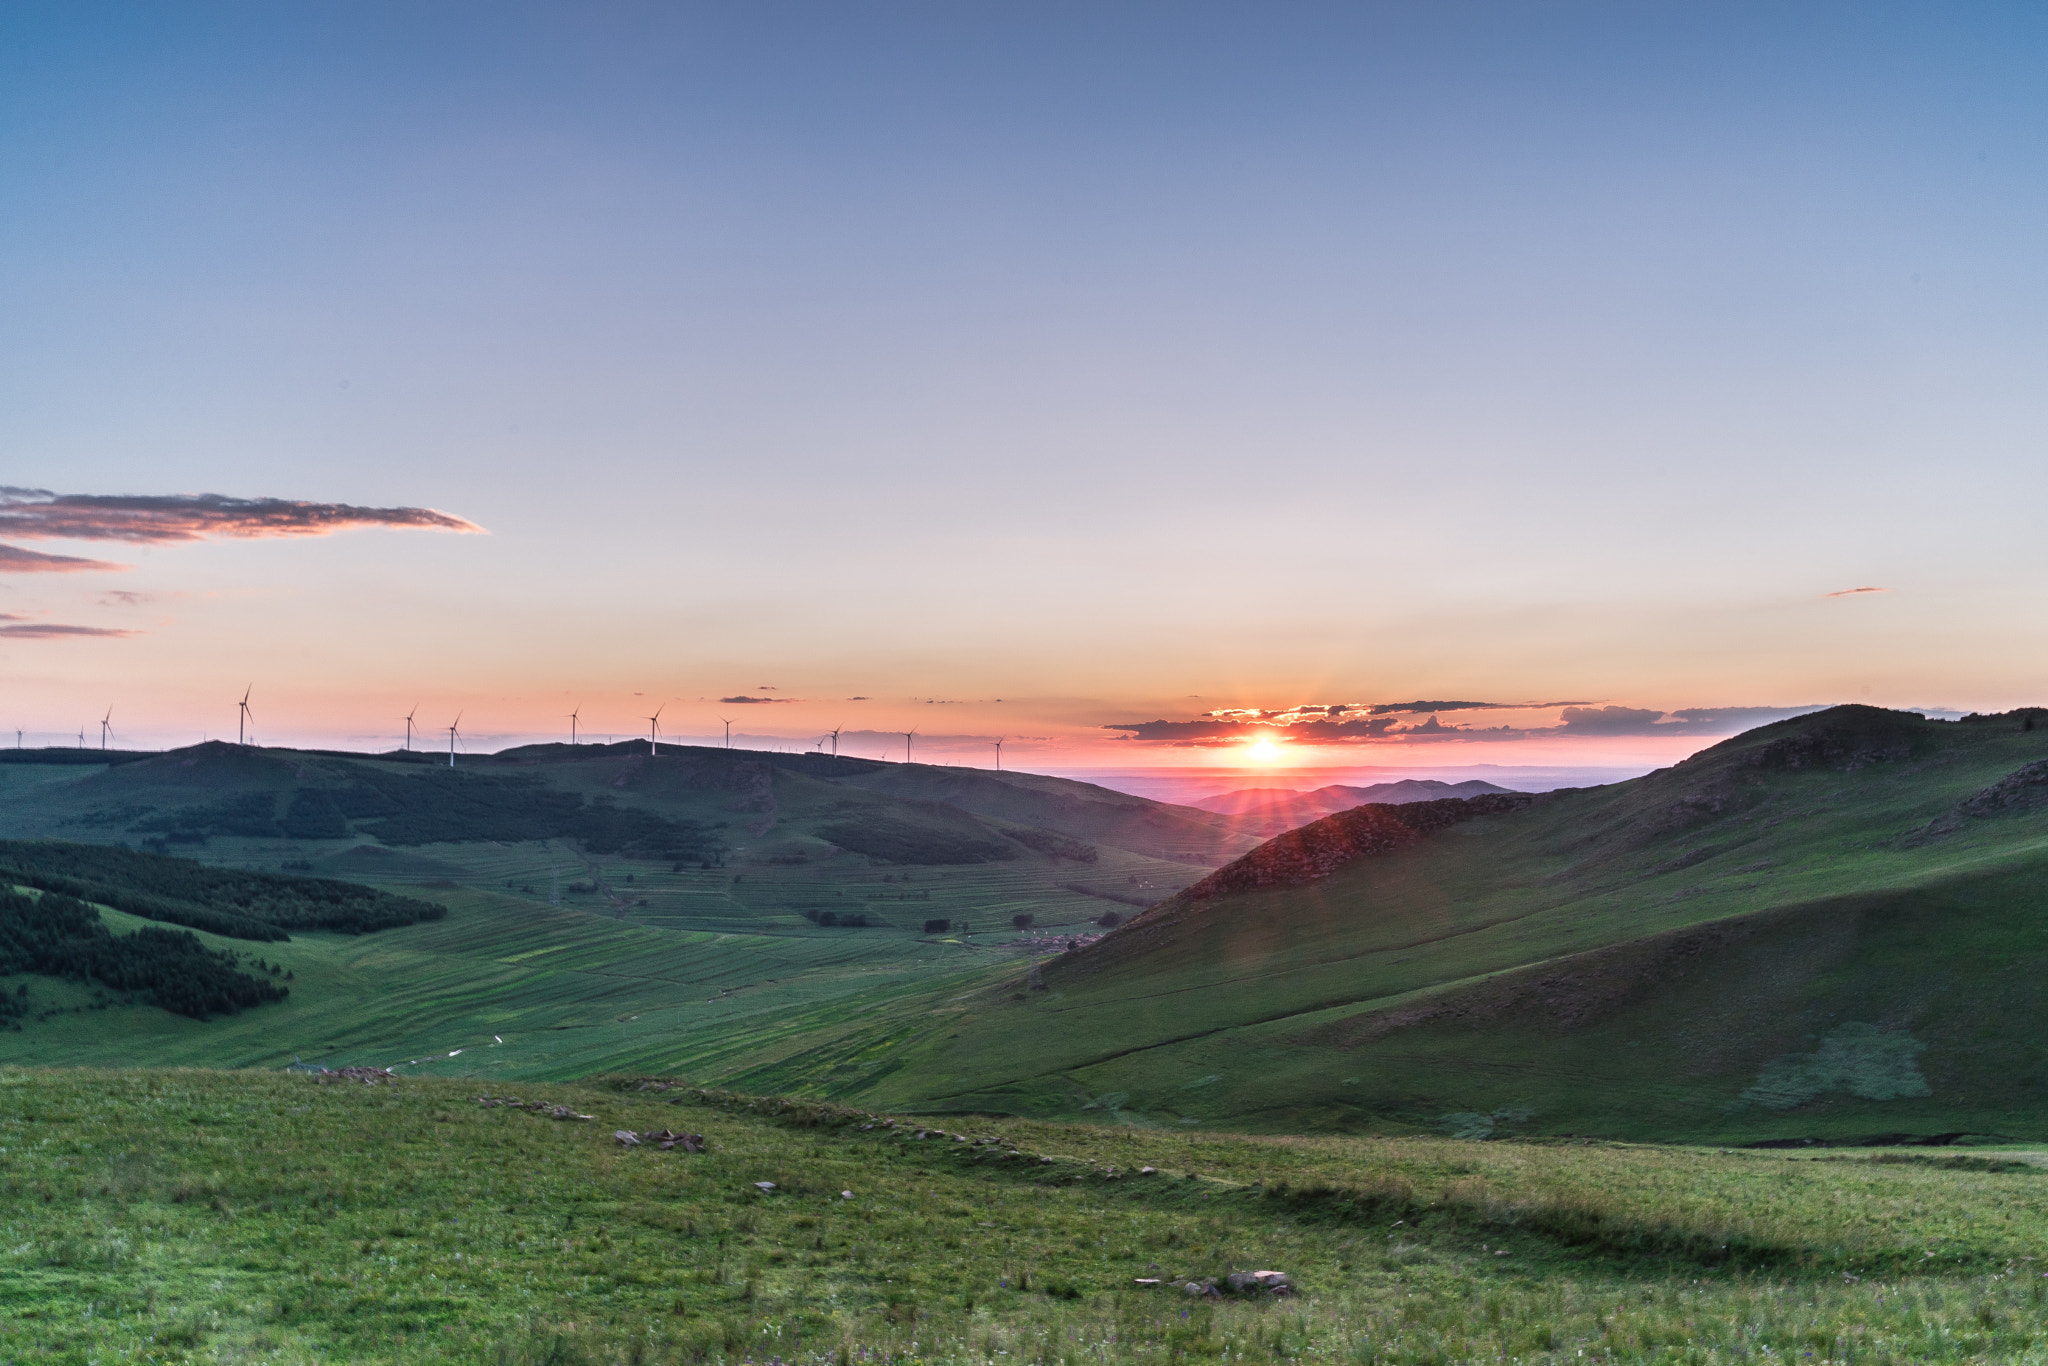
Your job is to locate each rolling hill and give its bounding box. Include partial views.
[738,706,2048,1143]
[0,740,1256,1075]
[1191,779,1516,836]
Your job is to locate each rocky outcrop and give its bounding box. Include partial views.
[1910,759,2048,841]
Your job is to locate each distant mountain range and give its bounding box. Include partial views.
[1189,778,1515,835]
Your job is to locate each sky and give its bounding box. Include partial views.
[3,3,2046,777]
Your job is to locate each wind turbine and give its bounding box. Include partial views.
[237,686,254,747]
[99,708,113,751]
[568,705,581,746]
[828,727,842,758]
[719,716,734,749]
[403,705,418,752]
[903,728,917,764]
[993,736,1006,772]
[446,712,463,768]
[645,703,665,755]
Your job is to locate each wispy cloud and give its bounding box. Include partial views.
[1554,704,1667,735]
[1824,586,1889,598]
[1106,700,1830,746]
[0,488,483,544]
[0,543,127,573]
[1555,704,1826,737]
[0,622,139,639]
[720,695,799,704]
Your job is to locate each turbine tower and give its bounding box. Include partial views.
[903,729,917,764]
[993,736,1005,772]
[719,716,734,749]
[568,705,581,746]
[100,708,113,751]
[645,703,665,755]
[828,726,842,757]
[446,712,463,768]
[403,705,418,752]
[237,686,254,747]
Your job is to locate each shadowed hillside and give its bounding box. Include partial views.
[738,706,2048,1143]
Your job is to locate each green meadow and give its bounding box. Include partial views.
[0,742,1227,1081]
[796,709,2048,1140]
[8,1067,2048,1364]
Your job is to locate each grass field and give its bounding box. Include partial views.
[0,886,1007,1081]
[0,742,1237,1084]
[13,710,2048,1150]
[795,709,2048,1140]
[9,1067,2048,1363]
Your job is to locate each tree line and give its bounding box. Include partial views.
[0,840,446,941]
[0,888,288,1021]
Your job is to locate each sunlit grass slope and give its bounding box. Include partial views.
[769,708,2048,1141]
[10,1066,2048,1364]
[0,886,1000,1079]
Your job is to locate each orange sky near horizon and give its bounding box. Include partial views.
[7,9,2047,772]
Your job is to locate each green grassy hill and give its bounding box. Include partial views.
[770,707,2048,1143]
[10,1065,2048,1364]
[0,742,1253,1077]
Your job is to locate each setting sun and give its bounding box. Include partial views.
[1240,735,1285,765]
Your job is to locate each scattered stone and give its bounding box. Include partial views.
[476,1096,595,1120]
[1181,1279,1221,1299]
[615,1130,642,1147]
[1040,1156,1055,1164]
[1222,1270,1293,1297]
[754,1181,777,1192]
[1133,1277,1162,1287]
[656,1130,705,1152]
[1139,1166,1157,1175]
[840,1190,854,1199]
[311,1067,397,1085]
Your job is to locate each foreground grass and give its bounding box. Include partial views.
[6,1070,2048,1363]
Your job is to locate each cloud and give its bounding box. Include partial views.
[1101,718,1267,742]
[1105,700,1835,747]
[1824,586,1889,597]
[0,488,483,544]
[0,622,139,639]
[720,695,798,704]
[1556,705,1668,735]
[0,543,127,573]
[1554,704,1827,737]
[1367,699,1506,714]
[1657,706,1829,733]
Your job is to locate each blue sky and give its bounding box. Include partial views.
[3,3,2045,764]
